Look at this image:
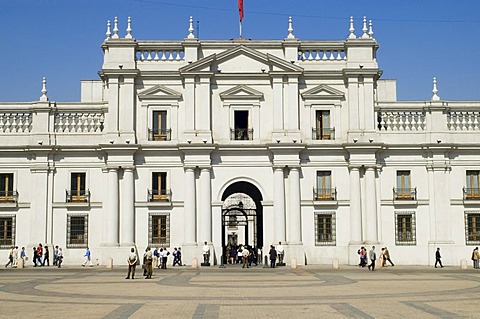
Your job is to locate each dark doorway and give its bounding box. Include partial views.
[221,181,263,263]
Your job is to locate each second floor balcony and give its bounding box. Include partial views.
[393,188,417,201]
[464,187,480,200]
[231,128,253,141]
[148,129,171,141]
[313,188,337,201]
[0,190,18,203]
[66,189,91,203]
[312,128,335,140]
[148,189,172,202]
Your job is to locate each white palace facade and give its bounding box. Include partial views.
[1,16,480,266]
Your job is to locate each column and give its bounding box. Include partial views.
[347,77,359,130]
[288,167,301,244]
[184,167,196,244]
[364,167,378,243]
[105,167,119,245]
[199,168,212,243]
[274,167,286,243]
[120,167,135,245]
[349,167,362,243]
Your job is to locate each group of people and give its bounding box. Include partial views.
[5,244,64,269]
[225,243,258,267]
[358,246,395,271]
[132,246,183,280]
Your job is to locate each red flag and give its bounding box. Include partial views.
[238,0,244,22]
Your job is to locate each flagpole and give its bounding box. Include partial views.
[239,20,242,38]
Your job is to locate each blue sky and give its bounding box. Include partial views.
[1,0,480,102]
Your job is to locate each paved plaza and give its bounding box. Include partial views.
[1,263,480,318]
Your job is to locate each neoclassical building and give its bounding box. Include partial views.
[1,16,480,266]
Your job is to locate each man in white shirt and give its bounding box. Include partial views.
[202,241,210,265]
[276,242,285,264]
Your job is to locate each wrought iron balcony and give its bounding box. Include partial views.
[313,188,337,201]
[148,129,171,141]
[393,188,417,200]
[0,190,18,203]
[231,128,253,140]
[148,189,172,202]
[312,127,335,140]
[66,189,90,203]
[463,187,480,200]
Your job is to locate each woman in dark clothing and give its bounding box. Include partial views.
[269,245,277,268]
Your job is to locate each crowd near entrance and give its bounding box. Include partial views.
[221,181,263,266]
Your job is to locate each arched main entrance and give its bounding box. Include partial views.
[221,181,263,263]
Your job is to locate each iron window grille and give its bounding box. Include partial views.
[67,214,88,248]
[149,214,170,247]
[465,212,480,245]
[314,212,336,246]
[395,212,416,245]
[0,215,15,248]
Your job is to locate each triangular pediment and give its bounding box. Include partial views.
[179,45,303,74]
[301,84,345,100]
[138,85,182,100]
[219,85,264,100]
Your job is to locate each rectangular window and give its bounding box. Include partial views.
[67,214,88,248]
[465,171,480,199]
[151,172,169,201]
[149,214,170,246]
[233,110,251,140]
[151,110,169,141]
[395,212,416,245]
[0,215,15,248]
[315,171,334,200]
[0,173,15,202]
[465,212,480,245]
[395,170,413,200]
[314,110,333,140]
[315,212,336,245]
[69,172,87,202]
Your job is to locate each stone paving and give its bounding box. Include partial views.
[1,263,480,318]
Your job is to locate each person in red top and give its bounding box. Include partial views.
[36,244,43,266]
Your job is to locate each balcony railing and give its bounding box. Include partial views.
[148,129,171,141]
[393,188,417,200]
[231,128,253,140]
[313,188,337,201]
[66,190,91,203]
[0,190,18,203]
[463,188,480,200]
[148,189,172,202]
[312,128,335,140]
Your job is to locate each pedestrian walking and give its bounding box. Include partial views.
[53,246,59,266]
[383,247,395,266]
[42,246,50,266]
[82,247,93,267]
[368,246,376,271]
[32,247,38,267]
[20,247,26,266]
[57,248,63,268]
[435,247,444,268]
[5,246,14,268]
[126,247,137,279]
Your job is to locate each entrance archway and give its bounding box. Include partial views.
[221,181,263,264]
